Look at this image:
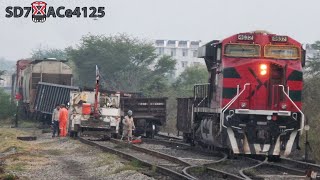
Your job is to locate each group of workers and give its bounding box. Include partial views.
[51,104,135,141]
[51,104,69,137]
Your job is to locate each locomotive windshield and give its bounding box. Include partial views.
[224,44,260,57]
[264,45,299,60]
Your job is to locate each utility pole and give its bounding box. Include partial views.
[14,93,22,128]
[15,103,19,128]
[304,117,311,162]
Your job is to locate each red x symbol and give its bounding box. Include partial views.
[32,3,46,15]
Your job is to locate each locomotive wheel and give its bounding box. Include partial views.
[227,149,238,159]
[146,123,156,138]
[183,133,193,144]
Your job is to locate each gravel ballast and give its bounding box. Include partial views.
[5,131,154,180]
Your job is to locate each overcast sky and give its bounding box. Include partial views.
[0,0,319,60]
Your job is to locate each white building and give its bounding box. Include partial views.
[0,74,12,87]
[0,73,12,94]
[153,40,204,77]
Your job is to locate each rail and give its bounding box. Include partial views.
[220,83,250,132]
[239,157,268,180]
[79,137,193,179]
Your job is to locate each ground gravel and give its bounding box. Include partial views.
[138,143,221,166]
[7,131,154,180]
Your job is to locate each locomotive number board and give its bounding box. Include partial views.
[237,34,254,41]
[271,36,288,42]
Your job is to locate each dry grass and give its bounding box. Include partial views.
[190,166,207,174]
[95,153,119,167]
[0,173,19,180]
[0,128,48,177]
[0,128,31,153]
[112,160,142,174]
[44,149,63,156]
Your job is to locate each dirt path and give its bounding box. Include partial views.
[2,129,154,180]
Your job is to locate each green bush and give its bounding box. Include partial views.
[0,88,15,120]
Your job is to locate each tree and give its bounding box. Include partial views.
[0,88,15,120]
[174,65,209,97]
[0,70,5,80]
[31,48,67,60]
[160,65,208,133]
[302,41,320,161]
[304,41,320,116]
[66,34,176,94]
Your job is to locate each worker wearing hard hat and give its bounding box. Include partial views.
[121,110,135,142]
[59,104,69,137]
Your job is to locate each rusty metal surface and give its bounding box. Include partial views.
[34,82,79,114]
[120,97,167,125]
[177,98,194,133]
[31,73,72,89]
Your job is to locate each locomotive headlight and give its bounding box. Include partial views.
[260,64,268,76]
[267,115,272,120]
[240,102,247,108]
[281,103,287,110]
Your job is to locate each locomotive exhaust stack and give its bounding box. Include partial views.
[177,31,305,157]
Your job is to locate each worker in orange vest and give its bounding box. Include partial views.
[59,104,69,137]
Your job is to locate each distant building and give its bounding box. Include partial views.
[0,73,12,94]
[0,74,12,87]
[153,40,204,77]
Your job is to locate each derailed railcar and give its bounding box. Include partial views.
[34,82,79,122]
[177,31,306,157]
[12,58,74,120]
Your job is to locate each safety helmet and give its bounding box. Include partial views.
[128,110,133,116]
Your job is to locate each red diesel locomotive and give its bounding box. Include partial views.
[177,30,305,157]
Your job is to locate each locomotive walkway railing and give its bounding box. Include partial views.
[278,85,305,135]
[193,83,210,108]
[220,83,251,132]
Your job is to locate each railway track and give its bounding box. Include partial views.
[278,157,320,174]
[240,157,320,179]
[141,136,245,179]
[79,135,320,179]
[136,139,223,166]
[79,136,247,179]
[142,137,191,150]
[156,132,320,179]
[156,132,183,141]
[79,137,194,179]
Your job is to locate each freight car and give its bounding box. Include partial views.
[177,31,306,157]
[120,97,167,138]
[12,58,75,122]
